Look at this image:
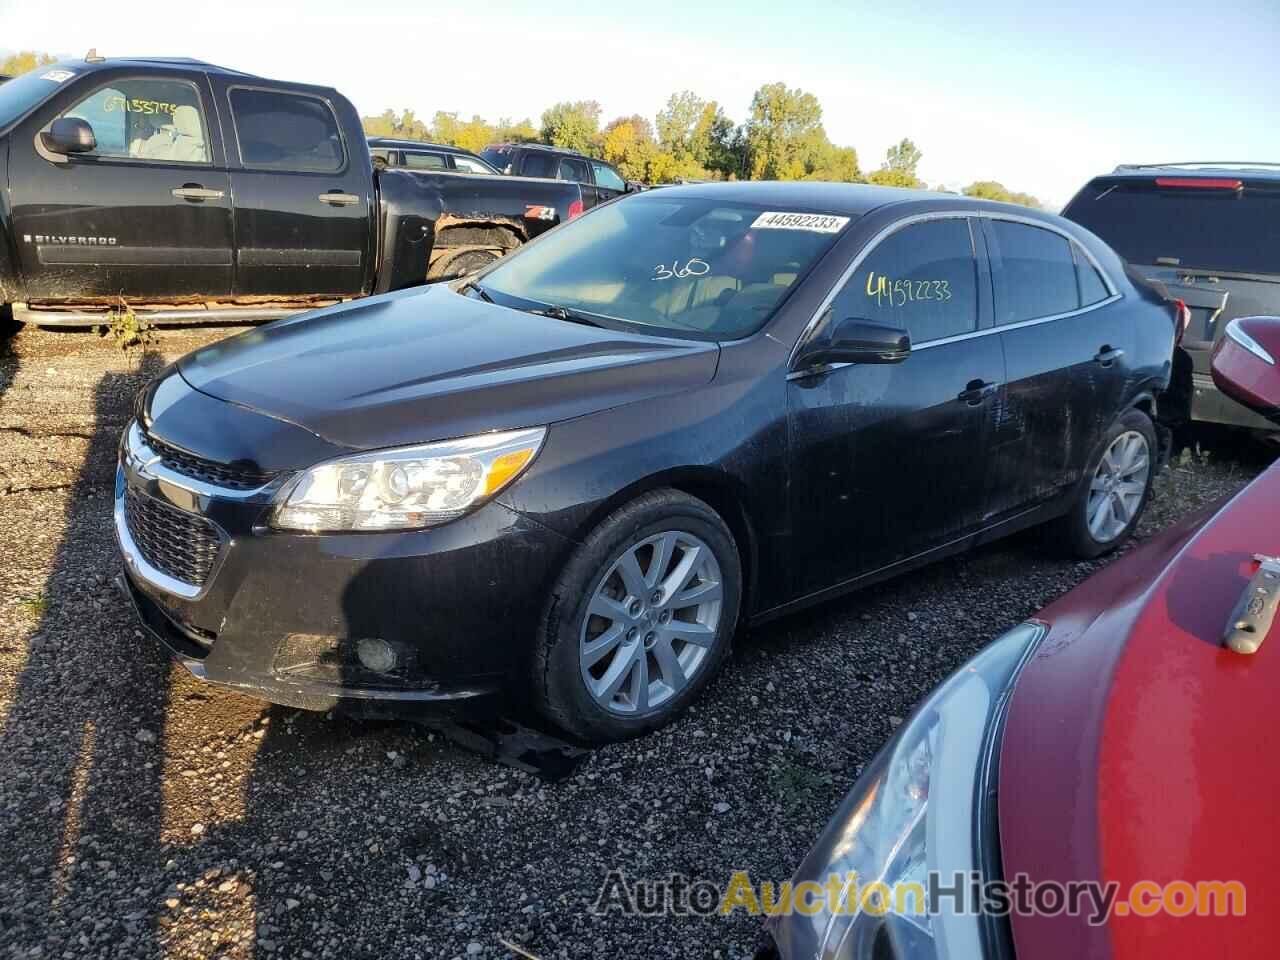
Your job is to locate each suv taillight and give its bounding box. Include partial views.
[1173,298,1191,344]
[567,199,584,220]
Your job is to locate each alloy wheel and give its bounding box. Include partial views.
[1086,430,1151,543]
[579,531,723,715]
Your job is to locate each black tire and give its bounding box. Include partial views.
[1055,407,1158,559]
[533,489,742,744]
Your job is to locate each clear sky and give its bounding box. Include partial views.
[3,0,1277,208]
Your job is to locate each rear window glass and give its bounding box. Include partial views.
[1063,180,1280,276]
[521,152,556,178]
[988,220,1080,323]
[229,88,344,172]
[479,196,848,340]
[480,146,511,168]
[404,151,447,170]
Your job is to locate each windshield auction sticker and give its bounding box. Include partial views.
[39,69,76,83]
[751,211,850,233]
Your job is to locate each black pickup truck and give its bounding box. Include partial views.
[0,57,583,327]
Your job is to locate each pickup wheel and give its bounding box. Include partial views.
[427,247,501,281]
[532,489,741,744]
[1056,408,1157,559]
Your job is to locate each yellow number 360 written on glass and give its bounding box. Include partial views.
[865,271,951,307]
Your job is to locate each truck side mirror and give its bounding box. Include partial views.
[42,117,97,155]
[794,316,911,372]
[1211,316,1280,424]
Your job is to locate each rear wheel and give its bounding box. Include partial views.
[1057,408,1157,559]
[533,489,741,743]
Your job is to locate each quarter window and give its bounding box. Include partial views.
[592,161,626,191]
[989,220,1080,324]
[1075,245,1111,306]
[837,218,979,344]
[229,89,344,172]
[63,78,209,163]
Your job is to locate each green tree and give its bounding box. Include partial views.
[430,112,494,153]
[492,117,539,144]
[867,138,925,189]
[805,143,861,183]
[743,82,827,181]
[601,115,658,182]
[540,101,602,153]
[1,51,56,77]
[962,180,1041,208]
[360,109,430,141]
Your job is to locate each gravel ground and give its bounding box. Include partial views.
[0,323,1272,960]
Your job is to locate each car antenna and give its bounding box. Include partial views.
[85,48,105,63]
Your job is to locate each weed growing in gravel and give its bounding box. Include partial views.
[95,301,158,363]
[18,592,48,618]
[768,758,833,812]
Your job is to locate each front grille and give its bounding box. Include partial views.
[144,430,274,490]
[124,488,223,588]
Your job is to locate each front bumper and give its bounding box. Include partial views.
[114,421,576,712]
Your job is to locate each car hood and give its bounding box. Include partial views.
[177,284,720,451]
[998,460,1280,959]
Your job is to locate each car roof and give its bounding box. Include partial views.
[47,56,342,97]
[634,180,1065,220]
[366,138,481,157]
[1104,162,1280,182]
[486,142,591,160]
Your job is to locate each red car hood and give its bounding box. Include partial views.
[999,460,1280,959]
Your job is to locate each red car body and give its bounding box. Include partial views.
[1000,316,1280,958]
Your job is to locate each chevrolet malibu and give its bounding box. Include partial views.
[762,315,1280,959]
[116,182,1184,743]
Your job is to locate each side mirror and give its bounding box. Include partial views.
[795,317,911,371]
[625,181,646,194]
[42,117,97,155]
[1211,316,1280,424]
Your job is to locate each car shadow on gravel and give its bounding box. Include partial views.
[0,351,179,957]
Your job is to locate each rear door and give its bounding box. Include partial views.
[787,215,1003,596]
[557,155,600,208]
[590,160,627,203]
[8,69,232,300]
[218,83,372,297]
[982,217,1128,519]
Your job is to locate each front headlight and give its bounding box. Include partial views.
[271,427,545,532]
[770,621,1045,960]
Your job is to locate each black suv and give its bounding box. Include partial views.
[1062,163,1280,431]
[366,137,498,174]
[480,142,634,208]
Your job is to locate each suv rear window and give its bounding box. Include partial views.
[1063,179,1280,276]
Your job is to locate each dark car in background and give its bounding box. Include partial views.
[763,314,1280,960]
[116,182,1183,743]
[480,141,635,208]
[367,137,499,174]
[1062,162,1280,432]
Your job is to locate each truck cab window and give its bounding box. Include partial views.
[558,157,590,184]
[591,162,626,192]
[404,151,447,170]
[64,78,209,163]
[230,88,344,172]
[521,152,556,178]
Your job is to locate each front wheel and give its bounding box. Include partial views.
[1056,408,1157,559]
[532,489,741,744]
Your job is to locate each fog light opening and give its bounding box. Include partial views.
[356,637,397,674]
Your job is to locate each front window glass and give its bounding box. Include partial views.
[404,151,447,170]
[836,218,978,343]
[478,196,848,340]
[592,161,626,191]
[559,157,589,183]
[64,78,209,162]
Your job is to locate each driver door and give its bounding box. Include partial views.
[786,216,1003,598]
[9,70,232,300]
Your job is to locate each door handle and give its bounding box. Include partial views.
[957,380,999,406]
[172,186,225,201]
[319,192,361,206]
[1094,346,1125,367]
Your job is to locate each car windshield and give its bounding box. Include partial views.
[1064,179,1280,276]
[477,195,849,340]
[0,67,69,131]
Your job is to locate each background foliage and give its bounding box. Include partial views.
[0,53,1040,205]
